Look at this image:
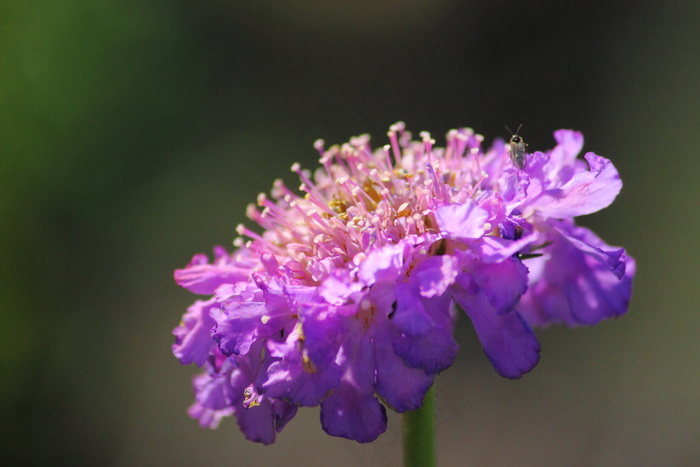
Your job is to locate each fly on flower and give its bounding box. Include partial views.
[506,124,528,169]
[172,123,635,444]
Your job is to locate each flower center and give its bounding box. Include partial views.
[238,123,493,284]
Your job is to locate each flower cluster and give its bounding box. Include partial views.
[172,123,635,444]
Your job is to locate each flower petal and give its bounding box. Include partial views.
[373,326,434,412]
[550,129,584,173]
[357,242,407,285]
[473,231,539,263]
[174,248,254,294]
[172,298,217,366]
[392,281,435,336]
[187,400,234,429]
[411,255,459,298]
[263,358,342,407]
[211,301,286,357]
[453,274,540,379]
[518,221,635,327]
[392,291,458,374]
[319,269,363,305]
[320,336,387,442]
[320,382,387,443]
[300,302,347,370]
[471,257,530,314]
[435,201,490,240]
[234,398,296,445]
[523,152,622,218]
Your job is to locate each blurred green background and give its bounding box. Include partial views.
[1,1,698,465]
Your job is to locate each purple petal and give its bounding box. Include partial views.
[174,248,254,295]
[319,269,362,305]
[187,400,234,429]
[300,302,347,370]
[555,224,626,278]
[211,299,287,357]
[518,221,635,327]
[234,398,297,445]
[550,129,584,172]
[272,400,299,433]
[254,274,294,313]
[392,281,435,336]
[172,298,217,366]
[392,326,459,375]
[471,258,529,314]
[320,336,387,442]
[392,292,458,374]
[191,370,233,412]
[411,255,458,298]
[473,231,540,263]
[228,341,269,404]
[219,341,299,444]
[373,326,434,412]
[435,201,490,240]
[357,242,407,285]
[264,322,343,406]
[308,255,344,282]
[453,274,541,379]
[187,360,236,428]
[523,152,622,218]
[263,358,342,407]
[522,131,584,193]
[211,277,304,356]
[501,171,531,207]
[320,382,387,443]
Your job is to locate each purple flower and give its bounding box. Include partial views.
[173,123,635,443]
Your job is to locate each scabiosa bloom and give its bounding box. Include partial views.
[172,123,635,444]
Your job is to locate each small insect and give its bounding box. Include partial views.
[505,124,528,170]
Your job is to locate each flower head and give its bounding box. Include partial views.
[172,123,635,443]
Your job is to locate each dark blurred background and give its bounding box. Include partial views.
[2,1,698,465]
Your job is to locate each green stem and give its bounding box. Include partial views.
[403,385,436,467]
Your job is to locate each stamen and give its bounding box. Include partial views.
[387,125,403,167]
